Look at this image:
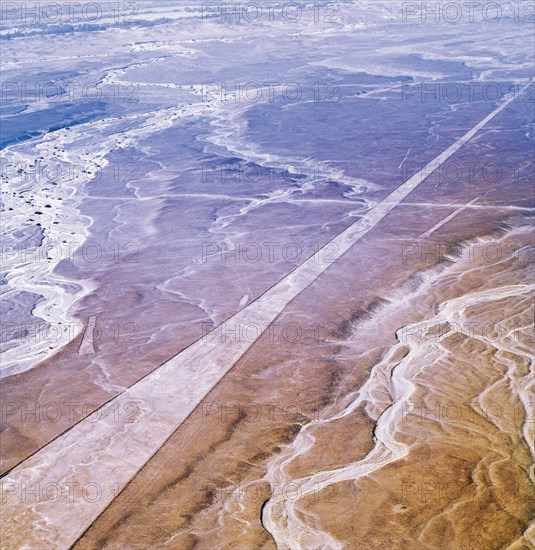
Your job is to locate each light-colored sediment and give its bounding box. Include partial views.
[1,83,532,548]
[261,229,534,549]
[0,88,222,378]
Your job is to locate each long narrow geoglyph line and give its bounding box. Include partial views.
[1,82,530,549]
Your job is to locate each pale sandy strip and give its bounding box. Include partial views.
[1,83,529,550]
[78,316,97,356]
[420,197,480,238]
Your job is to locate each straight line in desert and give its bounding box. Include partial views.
[1,83,529,549]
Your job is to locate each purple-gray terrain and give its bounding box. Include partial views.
[1,1,534,548]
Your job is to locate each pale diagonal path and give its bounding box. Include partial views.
[1,82,530,549]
